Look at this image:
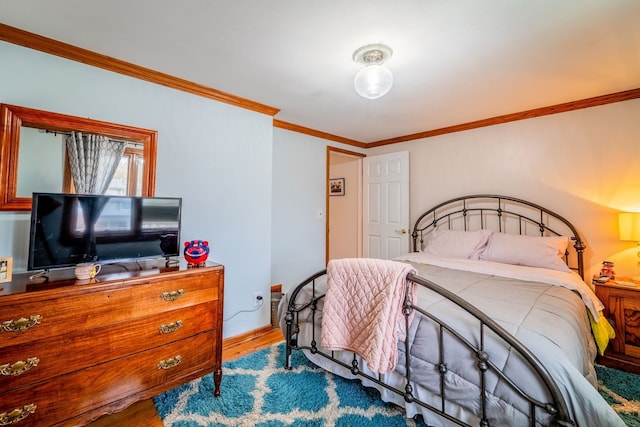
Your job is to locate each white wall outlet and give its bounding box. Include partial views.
[254,291,263,307]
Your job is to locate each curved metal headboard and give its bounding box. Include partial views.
[411,194,586,279]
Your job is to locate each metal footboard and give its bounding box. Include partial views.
[283,269,576,427]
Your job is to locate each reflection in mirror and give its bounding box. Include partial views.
[112,146,145,196]
[17,128,65,197]
[0,104,157,211]
[17,128,144,197]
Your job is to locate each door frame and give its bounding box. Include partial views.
[326,146,366,265]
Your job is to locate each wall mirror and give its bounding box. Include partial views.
[0,104,157,211]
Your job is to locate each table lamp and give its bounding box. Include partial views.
[619,212,640,281]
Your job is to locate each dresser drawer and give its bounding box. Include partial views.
[0,331,216,427]
[0,301,217,391]
[0,270,221,348]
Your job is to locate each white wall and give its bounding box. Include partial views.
[368,99,640,281]
[270,129,367,292]
[0,41,273,338]
[270,129,327,291]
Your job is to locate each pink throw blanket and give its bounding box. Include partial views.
[320,258,417,373]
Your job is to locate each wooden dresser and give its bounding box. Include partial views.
[595,279,640,374]
[0,260,224,426]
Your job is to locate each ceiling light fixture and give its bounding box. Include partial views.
[352,43,393,100]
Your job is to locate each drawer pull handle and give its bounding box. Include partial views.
[161,289,185,301]
[0,358,39,376]
[0,404,37,425]
[1,315,43,332]
[159,320,183,334]
[158,355,182,370]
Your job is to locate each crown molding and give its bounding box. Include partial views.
[368,87,640,147]
[0,23,279,117]
[273,119,366,149]
[2,23,639,147]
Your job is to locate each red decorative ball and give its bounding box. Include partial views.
[184,240,209,265]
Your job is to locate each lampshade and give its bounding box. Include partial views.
[354,65,394,99]
[352,43,393,100]
[618,212,640,241]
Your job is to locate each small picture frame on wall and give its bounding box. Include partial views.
[0,257,12,283]
[329,178,345,196]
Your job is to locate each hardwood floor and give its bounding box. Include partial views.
[87,327,284,427]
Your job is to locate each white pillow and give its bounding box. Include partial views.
[423,228,492,260]
[480,233,571,272]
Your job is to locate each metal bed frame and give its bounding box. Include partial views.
[284,195,586,427]
[411,194,585,279]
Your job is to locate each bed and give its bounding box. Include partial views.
[279,194,624,427]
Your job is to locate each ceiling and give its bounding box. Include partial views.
[1,1,639,143]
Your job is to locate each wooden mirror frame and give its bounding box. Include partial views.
[0,104,157,211]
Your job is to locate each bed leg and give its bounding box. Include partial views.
[284,311,293,370]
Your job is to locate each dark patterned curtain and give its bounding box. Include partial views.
[65,131,125,194]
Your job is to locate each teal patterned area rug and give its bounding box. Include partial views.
[596,364,640,426]
[153,342,426,426]
[154,342,639,426]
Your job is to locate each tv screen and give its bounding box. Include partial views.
[28,193,182,271]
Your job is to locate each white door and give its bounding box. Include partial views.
[363,151,410,259]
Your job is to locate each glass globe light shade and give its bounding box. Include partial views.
[354,64,393,99]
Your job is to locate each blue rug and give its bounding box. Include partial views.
[596,364,640,426]
[154,342,639,426]
[153,342,426,426]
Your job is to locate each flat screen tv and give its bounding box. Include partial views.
[28,192,182,271]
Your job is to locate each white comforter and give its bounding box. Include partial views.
[397,252,604,319]
[281,255,625,427]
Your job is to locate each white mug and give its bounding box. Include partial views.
[74,263,102,280]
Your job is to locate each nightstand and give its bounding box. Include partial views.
[595,279,640,374]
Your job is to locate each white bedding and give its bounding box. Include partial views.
[280,255,625,427]
[396,252,605,320]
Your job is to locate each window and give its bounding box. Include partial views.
[64,145,144,196]
[105,147,144,196]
